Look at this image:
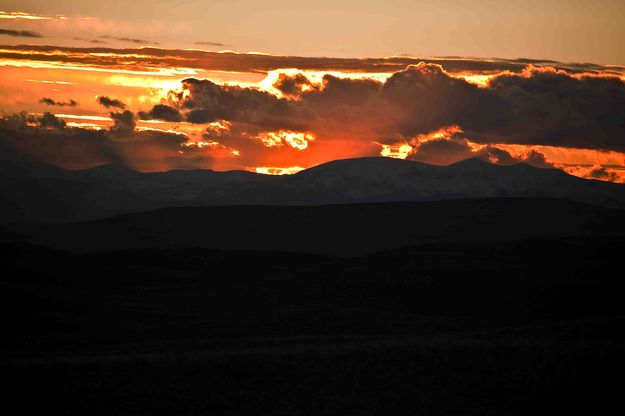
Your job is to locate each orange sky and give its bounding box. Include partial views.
[1,4,625,183]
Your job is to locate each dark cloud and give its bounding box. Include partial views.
[380,64,493,136]
[194,41,227,47]
[138,104,182,122]
[481,146,518,166]
[40,97,78,107]
[411,139,476,166]
[73,37,108,44]
[520,149,554,169]
[174,63,625,153]
[481,148,556,169]
[109,110,136,135]
[273,73,315,98]
[0,28,43,38]
[97,96,126,109]
[177,78,299,129]
[410,138,556,169]
[100,35,159,45]
[3,57,625,174]
[587,166,620,182]
[186,108,217,124]
[462,68,625,152]
[37,112,66,129]
[0,113,201,171]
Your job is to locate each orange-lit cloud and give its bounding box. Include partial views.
[2,53,625,182]
[0,11,69,20]
[255,166,305,175]
[2,44,623,79]
[379,143,412,159]
[563,165,625,183]
[256,130,315,150]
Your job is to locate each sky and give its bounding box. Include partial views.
[1,1,625,181]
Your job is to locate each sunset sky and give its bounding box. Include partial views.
[1,1,625,181]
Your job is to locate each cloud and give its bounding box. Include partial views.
[2,44,623,77]
[73,37,107,44]
[0,28,42,38]
[409,137,557,169]
[100,35,159,45]
[410,139,476,165]
[40,97,78,107]
[2,57,625,179]
[379,63,492,136]
[194,41,227,47]
[109,110,136,134]
[0,11,88,20]
[519,149,554,169]
[588,166,620,181]
[97,96,126,109]
[37,112,66,129]
[563,165,625,183]
[0,112,209,171]
[176,78,300,129]
[463,67,625,152]
[174,63,625,153]
[138,104,182,122]
[273,73,316,98]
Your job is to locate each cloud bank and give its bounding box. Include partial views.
[1,44,623,77]
[2,59,625,182]
[147,63,625,153]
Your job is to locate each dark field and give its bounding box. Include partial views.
[2,199,625,415]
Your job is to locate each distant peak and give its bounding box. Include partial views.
[83,163,138,175]
[296,156,415,172]
[449,157,493,168]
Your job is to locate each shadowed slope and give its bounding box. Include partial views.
[6,198,625,256]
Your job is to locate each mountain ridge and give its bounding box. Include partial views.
[2,154,624,223]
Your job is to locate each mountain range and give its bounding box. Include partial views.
[2,152,625,223]
[3,149,625,416]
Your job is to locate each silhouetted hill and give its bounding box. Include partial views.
[6,198,625,255]
[2,234,624,415]
[2,154,625,222]
[3,154,625,415]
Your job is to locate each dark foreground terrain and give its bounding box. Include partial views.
[2,199,625,415]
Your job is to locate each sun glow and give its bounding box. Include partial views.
[255,166,305,175]
[258,68,392,97]
[256,130,315,150]
[0,11,52,20]
[413,125,464,144]
[379,143,413,159]
[182,140,219,148]
[454,73,496,87]
[379,126,465,159]
[0,58,197,77]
